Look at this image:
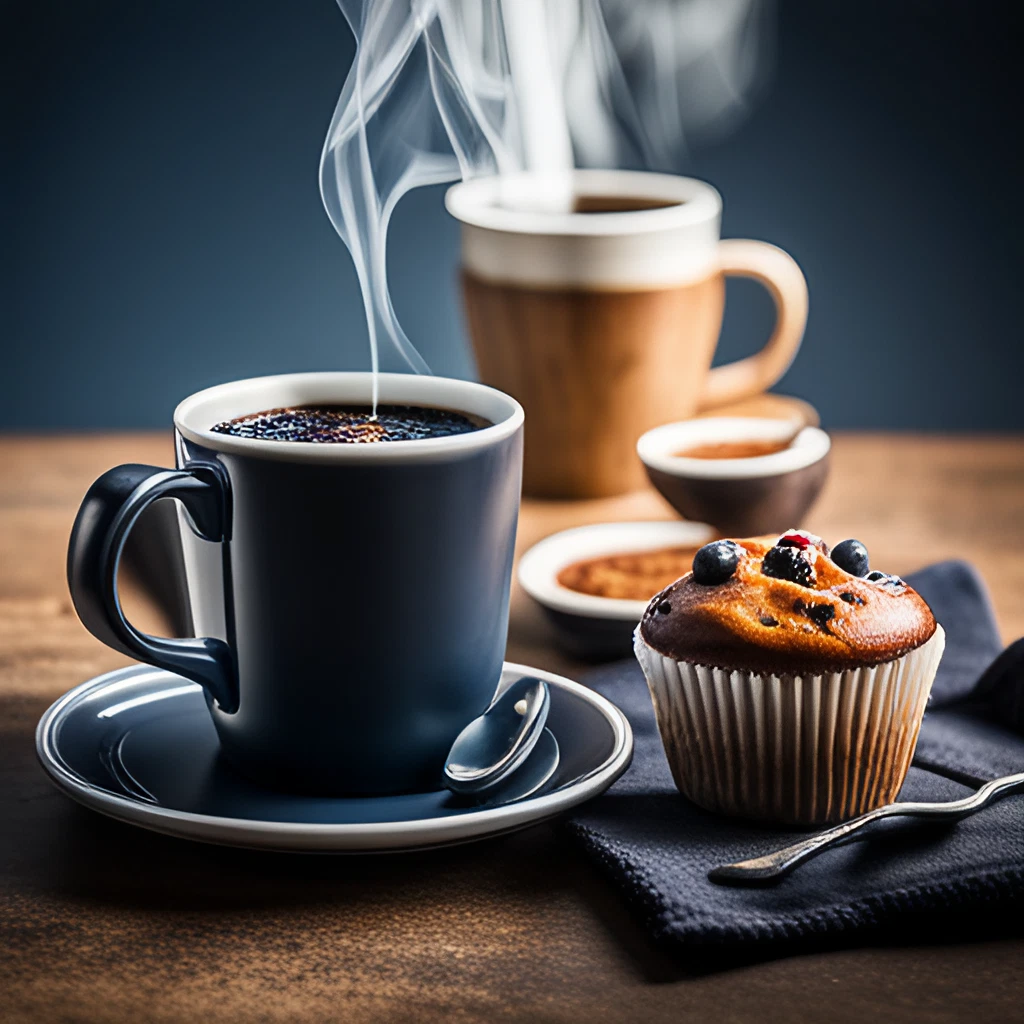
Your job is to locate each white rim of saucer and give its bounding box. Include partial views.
[35,662,632,852]
[518,520,714,621]
[174,372,524,465]
[637,417,831,480]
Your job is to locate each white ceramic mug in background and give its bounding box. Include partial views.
[446,169,809,498]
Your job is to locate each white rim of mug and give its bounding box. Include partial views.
[445,169,721,236]
[174,372,525,463]
[637,418,832,480]
[35,663,633,851]
[518,520,715,621]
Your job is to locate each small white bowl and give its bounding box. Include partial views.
[638,417,830,478]
[518,520,715,659]
[637,417,831,536]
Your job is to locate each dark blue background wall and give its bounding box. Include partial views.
[4,1,1022,429]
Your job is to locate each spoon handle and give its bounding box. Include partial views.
[708,771,1024,885]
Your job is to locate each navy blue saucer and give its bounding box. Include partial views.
[37,663,632,852]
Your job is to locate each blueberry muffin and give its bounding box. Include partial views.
[634,530,945,824]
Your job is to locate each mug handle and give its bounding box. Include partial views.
[697,239,809,411]
[67,463,239,713]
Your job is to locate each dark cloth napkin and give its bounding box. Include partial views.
[566,561,1024,949]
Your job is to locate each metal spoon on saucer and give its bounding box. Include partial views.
[443,676,557,800]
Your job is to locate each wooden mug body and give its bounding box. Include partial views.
[462,270,725,498]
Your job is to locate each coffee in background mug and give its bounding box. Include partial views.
[445,170,809,499]
[67,372,524,796]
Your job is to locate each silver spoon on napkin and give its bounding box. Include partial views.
[709,771,1024,885]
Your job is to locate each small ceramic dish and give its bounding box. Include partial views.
[637,417,831,536]
[518,520,714,660]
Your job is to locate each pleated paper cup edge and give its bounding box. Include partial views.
[634,625,946,823]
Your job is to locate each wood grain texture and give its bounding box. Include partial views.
[1,432,1023,1023]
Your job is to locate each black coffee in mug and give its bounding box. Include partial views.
[572,194,683,213]
[212,404,488,443]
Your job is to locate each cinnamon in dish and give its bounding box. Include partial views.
[557,545,703,602]
[675,438,793,459]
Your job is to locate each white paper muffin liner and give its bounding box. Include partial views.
[634,625,946,825]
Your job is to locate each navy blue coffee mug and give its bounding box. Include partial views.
[67,373,524,795]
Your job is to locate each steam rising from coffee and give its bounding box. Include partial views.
[319,0,770,406]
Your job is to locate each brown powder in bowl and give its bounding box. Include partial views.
[556,545,703,602]
[674,438,793,459]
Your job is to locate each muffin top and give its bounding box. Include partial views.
[639,530,937,674]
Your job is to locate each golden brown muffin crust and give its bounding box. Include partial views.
[639,535,937,674]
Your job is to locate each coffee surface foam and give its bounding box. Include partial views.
[212,405,487,443]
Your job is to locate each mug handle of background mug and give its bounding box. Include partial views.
[696,239,809,411]
[67,463,239,713]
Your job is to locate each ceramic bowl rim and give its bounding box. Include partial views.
[637,417,831,480]
[518,520,715,622]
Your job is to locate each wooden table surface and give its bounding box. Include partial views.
[2,433,1023,1023]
